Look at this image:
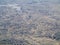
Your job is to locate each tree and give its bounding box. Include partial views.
[53,32,60,40]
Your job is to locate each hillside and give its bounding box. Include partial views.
[0,0,60,45]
